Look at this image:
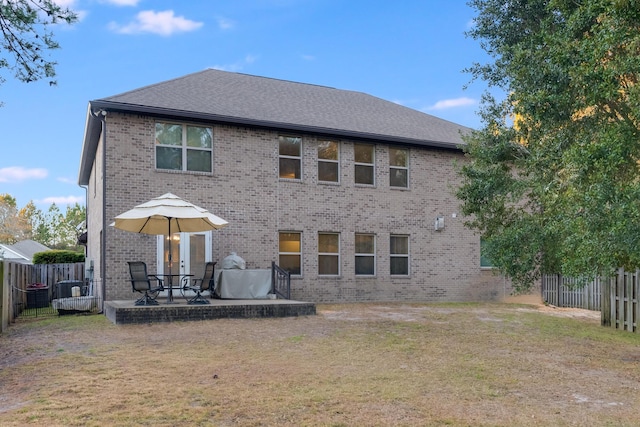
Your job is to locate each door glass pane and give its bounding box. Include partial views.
[189,233,206,279]
[163,234,181,276]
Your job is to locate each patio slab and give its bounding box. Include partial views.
[104,298,316,324]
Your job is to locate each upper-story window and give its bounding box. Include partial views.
[279,135,302,180]
[389,148,408,188]
[318,140,339,183]
[155,123,212,173]
[354,143,375,185]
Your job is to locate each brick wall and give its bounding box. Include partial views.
[92,113,513,303]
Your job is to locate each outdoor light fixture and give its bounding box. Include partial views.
[434,216,445,231]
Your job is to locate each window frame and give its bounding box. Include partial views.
[354,143,375,186]
[390,234,410,276]
[389,147,409,188]
[317,140,340,184]
[279,135,303,180]
[355,233,376,276]
[155,122,213,173]
[278,231,302,276]
[318,232,340,276]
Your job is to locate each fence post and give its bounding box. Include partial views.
[601,276,610,327]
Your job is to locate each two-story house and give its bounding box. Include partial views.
[78,69,510,303]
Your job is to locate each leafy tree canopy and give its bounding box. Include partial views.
[0,0,77,95]
[458,0,640,291]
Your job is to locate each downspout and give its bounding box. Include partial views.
[91,108,108,306]
[100,111,107,305]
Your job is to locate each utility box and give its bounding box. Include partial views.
[56,280,84,299]
[26,283,49,309]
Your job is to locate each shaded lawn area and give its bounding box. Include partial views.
[1,302,639,426]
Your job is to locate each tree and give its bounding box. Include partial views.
[457,0,640,291]
[0,194,30,243]
[0,0,77,94]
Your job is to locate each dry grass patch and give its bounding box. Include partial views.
[1,302,639,426]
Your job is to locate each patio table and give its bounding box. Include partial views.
[156,274,193,303]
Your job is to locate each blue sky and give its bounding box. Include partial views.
[0,0,495,210]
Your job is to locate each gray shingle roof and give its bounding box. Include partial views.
[91,69,471,148]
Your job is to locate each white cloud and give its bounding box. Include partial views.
[216,16,235,30]
[427,97,476,110]
[212,54,259,72]
[0,167,48,183]
[301,54,315,61]
[40,195,84,206]
[109,10,203,36]
[57,177,77,184]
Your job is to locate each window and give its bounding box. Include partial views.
[279,232,301,275]
[155,123,212,172]
[480,238,495,268]
[355,233,375,275]
[389,148,408,188]
[354,143,374,185]
[279,136,302,179]
[390,235,409,275]
[318,233,339,275]
[318,140,339,182]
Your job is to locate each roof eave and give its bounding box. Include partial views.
[90,100,466,151]
[78,104,103,186]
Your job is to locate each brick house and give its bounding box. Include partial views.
[78,69,510,303]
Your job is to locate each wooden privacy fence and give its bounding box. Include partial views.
[541,274,602,311]
[1,261,86,330]
[543,269,640,333]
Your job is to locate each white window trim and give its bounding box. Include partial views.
[279,231,302,276]
[318,140,340,184]
[318,232,340,276]
[355,233,376,276]
[389,148,409,189]
[155,122,213,173]
[279,135,303,181]
[390,234,410,276]
[354,143,375,186]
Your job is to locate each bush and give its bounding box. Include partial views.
[33,250,85,264]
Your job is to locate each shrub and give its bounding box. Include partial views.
[33,250,85,264]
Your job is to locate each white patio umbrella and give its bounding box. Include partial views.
[112,193,228,278]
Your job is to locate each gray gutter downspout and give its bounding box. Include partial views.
[91,108,108,308]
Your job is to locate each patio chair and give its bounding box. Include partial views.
[183,262,216,304]
[127,261,164,306]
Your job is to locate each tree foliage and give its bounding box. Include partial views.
[0,0,77,93]
[0,194,85,250]
[458,0,640,291]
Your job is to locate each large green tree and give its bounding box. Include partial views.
[458,0,640,291]
[0,0,77,94]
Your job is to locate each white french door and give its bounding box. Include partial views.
[157,231,212,293]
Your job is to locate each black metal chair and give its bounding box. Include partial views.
[183,262,216,304]
[127,261,164,306]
